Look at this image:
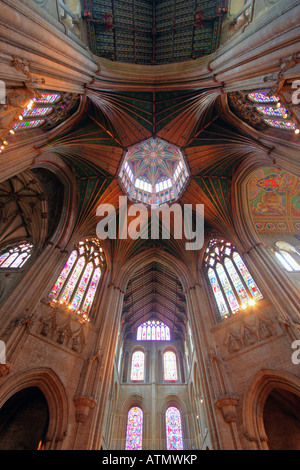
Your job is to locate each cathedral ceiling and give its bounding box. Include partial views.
[121,260,187,339]
[84,0,227,64]
[37,86,290,250]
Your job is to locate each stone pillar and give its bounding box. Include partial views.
[75,282,124,450]
[215,396,242,450]
[184,283,222,450]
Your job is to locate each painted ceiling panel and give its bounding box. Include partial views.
[87,0,226,64]
[248,167,300,235]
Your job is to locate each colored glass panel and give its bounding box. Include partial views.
[263,119,297,130]
[224,257,249,305]
[22,107,52,117]
[50,250,77,299]
[125,407,143,450]
[60,256,85,304]
[137,327,142,341]
[164,351,177,381]
[0,242,33,269]
[256,106,288,117]
[165,407,183,451]
[80,267,101,314]
[71,262,94,310]
[34,93,61,104]
[233,252,263,300]
[1,252,19,268]
[216,263,240,312]
[131,351,144,381]
[9,252,29,268]
[208,268,229,317]
[165,327,170,341]
[0,251,10,266]
[248,92,280,103]
[13,120,45,131]
[136,321,171,341]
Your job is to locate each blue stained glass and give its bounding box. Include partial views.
[248,92,280,103]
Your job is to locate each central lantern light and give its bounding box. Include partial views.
[118,137,190,205]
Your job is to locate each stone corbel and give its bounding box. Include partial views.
[0,362,11,377]
[215,395,239,423]
[11,56,45,94]
[73,395,97,423]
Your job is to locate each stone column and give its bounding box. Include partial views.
[75,282,124,450]
[184,283,222,450]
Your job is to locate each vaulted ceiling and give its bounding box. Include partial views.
[121,260,187,339]
[85,0,226,64]
[2,1,300,333]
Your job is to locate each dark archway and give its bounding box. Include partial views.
[263,388,300,450]
[0,387,49,450]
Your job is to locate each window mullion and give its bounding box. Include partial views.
[57,250,79,302]
[77,261,96,312]
[214,266,233,315]
[69,259,89,307]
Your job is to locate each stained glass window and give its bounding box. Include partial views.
[246,91,298,132]
[125,407,143,450]
[232,252,263,300]
[204,239,262,318]
[49,238,104,318]
[22,107,53,118]
[165,407,183,450]
[247,92,280,103]
[0,242,33,269]
[137,320,170,341]
[131,351,145,381]
[207,268,229,317]
[163,351,177,381]
[13,120,45,131]
[263,119,297,131]
[256,106,288,118]
[34,93,61,104]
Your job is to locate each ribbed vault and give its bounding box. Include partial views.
[121,260,187,340]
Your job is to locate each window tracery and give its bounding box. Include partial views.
[0,241,33,269]
[228,90,299,134]
[49,237,105,320]
[137,320,170,341]
[204,239,263,319]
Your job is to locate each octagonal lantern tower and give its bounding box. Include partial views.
[118,137,190,205]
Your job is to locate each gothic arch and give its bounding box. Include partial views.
[114,247,196,294]
[32,152,79,248]
[0,367,69,450]
[242,368,300,449]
